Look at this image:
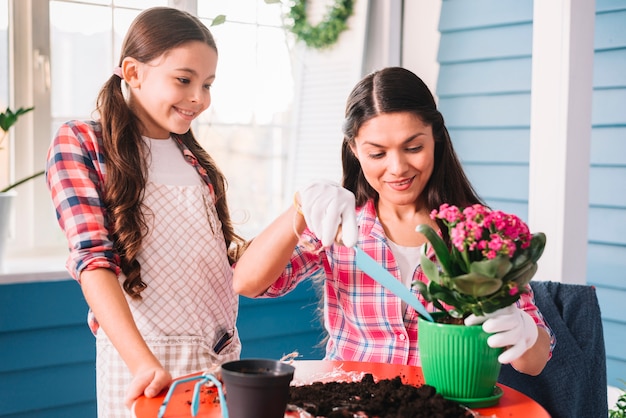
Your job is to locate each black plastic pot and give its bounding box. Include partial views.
[221,358,295,418]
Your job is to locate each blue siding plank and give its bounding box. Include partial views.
[596,289,626,324]
[592,89,626,126]
[587,243,626,289]
[1,402,96,418]
[439,94,531,128]
[594,10,626,50]
[0,325,94,373]
[439,0,532,32]
[588,207,626,245]
[438,24,532,64]
[589,167,626,207]
[593,50,626,88]
[437,58,531,96]
[591,127,626,165]
[0,279,85,333]
[604,321,626,364]
[463,164,529,201]
[241,332,325,360]
[607,358,626,388]
[596,1,626,13]
[237,298,322,340]
[451,128,530,164]
[0,363,95,416]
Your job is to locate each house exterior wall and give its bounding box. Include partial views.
[433,0,626,387]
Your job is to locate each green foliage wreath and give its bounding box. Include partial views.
[288,0,355,49]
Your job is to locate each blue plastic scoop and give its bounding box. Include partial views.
[354,246,434,322]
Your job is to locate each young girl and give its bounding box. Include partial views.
[233,67,555,376]
[45,7,245,417]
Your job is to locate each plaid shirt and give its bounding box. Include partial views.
[264,199,555,365]
[46,120,213,283]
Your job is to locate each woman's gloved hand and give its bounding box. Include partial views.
[297,180,358,248]
[464,304,539,364]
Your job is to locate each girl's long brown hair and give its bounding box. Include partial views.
[96,7,246,298]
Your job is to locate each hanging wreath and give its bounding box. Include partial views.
[288,0,355,49]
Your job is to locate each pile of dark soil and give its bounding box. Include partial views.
[288,373,472,418]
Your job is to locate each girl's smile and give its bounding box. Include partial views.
[124,41,218,139]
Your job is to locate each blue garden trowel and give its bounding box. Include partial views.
[354,246,434,322]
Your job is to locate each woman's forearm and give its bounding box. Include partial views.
[233,206,305,297]
[510,327,551,376]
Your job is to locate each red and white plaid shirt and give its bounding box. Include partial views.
[263,199,555,365]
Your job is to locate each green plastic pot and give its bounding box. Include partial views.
[418,313,503,401]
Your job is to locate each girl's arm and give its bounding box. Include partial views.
[80,268,172,407]
[233,205,305,297]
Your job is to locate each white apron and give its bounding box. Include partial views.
[96,182,241,418]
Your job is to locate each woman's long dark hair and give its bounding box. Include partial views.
[341,67,484,238]
[96,7,246,298]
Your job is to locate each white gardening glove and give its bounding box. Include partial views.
[298,180,358,248]
[464,304,539,364]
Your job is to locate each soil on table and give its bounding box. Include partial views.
[288,373,472,418]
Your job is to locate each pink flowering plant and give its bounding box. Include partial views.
[414,204,546,319]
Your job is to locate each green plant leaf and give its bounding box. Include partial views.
[452,273,503,297]
[469,256,512,279]
[211,14,226,26]
[504,260,538,287]
[420,251,441,284]
[416,224,453,276]
[0,106,34,132]
[529,232,546,263]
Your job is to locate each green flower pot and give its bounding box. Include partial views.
[418,313,503,403]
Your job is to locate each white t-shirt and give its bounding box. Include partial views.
[142,136,204,186]
[387,240,424,314]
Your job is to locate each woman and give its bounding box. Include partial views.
[233,67,554,376]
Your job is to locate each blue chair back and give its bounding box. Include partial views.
[498,280,608,418]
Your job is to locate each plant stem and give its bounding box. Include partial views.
[0,170,45,193]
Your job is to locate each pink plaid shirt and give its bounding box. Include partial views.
[263,199,555,365]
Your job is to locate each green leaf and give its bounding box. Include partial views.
[529,232,546,263]
[420,251,441,284]
[504,261,538,287]
[211,15,226,26]
[469,256,512,279]
[416,224,453,276]
[0,106,34,132]
[452,273,503,297]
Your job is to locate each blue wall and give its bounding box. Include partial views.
[436,0,626,387]
[0,280,96,418]
[0,278,325,417]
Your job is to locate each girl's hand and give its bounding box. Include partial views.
[298,180,358,247]
[124,366,172,409]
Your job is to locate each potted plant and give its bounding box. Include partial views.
[0,106,43,269]
[414,203,546,407]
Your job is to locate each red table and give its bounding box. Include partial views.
[133,360,550,417]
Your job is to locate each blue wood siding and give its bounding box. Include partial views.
[0,278,324,417]
[589,1,626,388]
[0,280,96,417]
[436,0,626,387]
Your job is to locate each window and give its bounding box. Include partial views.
[2,0,295,267]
